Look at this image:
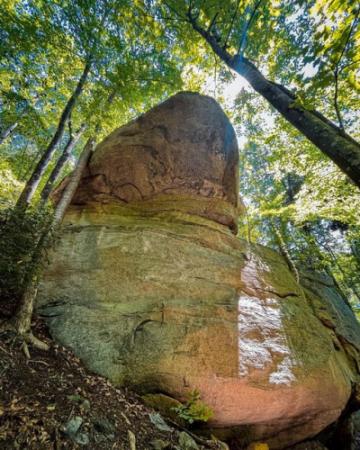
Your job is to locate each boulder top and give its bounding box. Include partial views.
[59,92,240,231]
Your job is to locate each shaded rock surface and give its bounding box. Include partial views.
[38,92,360,449]
[285,441,328,450]
[331,409,360,450]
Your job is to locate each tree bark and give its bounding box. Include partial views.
[0,122,18,145]
[53,136,95,223]
[188,15,360,188]
[270,219,300,284]
[16,59,92,209]
[10,137,95,348]
[39,123,86,206]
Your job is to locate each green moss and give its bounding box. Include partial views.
[64,193,238,234]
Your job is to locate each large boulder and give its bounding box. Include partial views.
[37,92,360,449]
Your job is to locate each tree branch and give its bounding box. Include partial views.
[223,0,241,50]
[236,0,263,56]
[185,8,360,187]
[332,7,359,131]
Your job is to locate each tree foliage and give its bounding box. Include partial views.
[0,0,189,207]
[147,0,360,186]
[234,89,360,310]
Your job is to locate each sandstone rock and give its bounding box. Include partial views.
[53,91,239,233]
[38,92,360,449]
[149,412,172,432]
[178,431,199,450]
[151,438,171,450]
[63,416,83,436]
[62,416,89,446]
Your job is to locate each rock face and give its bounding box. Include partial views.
[54,91,239,232]
[37,92,360,449]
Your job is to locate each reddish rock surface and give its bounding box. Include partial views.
[39,92,360,449]
[54,92,239,232]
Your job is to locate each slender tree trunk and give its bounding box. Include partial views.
[9,87,115,347]
[0,122,18,145]
[16,59,92,209]
[320,239,360,303]
[188,15,360,188]
[39,124,86,206]
[230,57,360,187]
[302,226,354,307]
[53,137,95,222]
[7,137,96,351]
[270,219,300,283]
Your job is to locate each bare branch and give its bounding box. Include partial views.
[223,0,241,50]
[237,0,263,56]
[333,70,344,130]
[334,7,359,72]
[185,2,360,187]
[186,6,233,65]
[332,7,359,131]
[207,12,219,32]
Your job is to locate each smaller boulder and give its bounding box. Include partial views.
[178,431,199,450]
[62,416,89,446]
[149,412,172,432]
[151,438,171,449]
[63,415,83,436]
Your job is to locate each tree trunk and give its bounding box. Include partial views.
[0,122,18,145]
[39,124,86,206]
[231,57,360,187]
[10,137,95,349]
[270,219,300,283]
[53,137,95,223]
[188,16,360,188]
[16,59,92,209]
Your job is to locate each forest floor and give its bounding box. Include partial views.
[0,317,225,450]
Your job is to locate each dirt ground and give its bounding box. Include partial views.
[0,317,224,450]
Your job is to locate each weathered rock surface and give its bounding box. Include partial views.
[37,92,360,449]
[54,91,239,232]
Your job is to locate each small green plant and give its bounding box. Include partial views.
[172,389,213,424]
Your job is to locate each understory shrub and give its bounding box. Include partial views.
[0,206,53,313]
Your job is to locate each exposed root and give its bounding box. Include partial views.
[0,319,49,357]
[25,331,49,351]
[22,340,31,359]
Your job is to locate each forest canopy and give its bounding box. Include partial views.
[0,0,360,329]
